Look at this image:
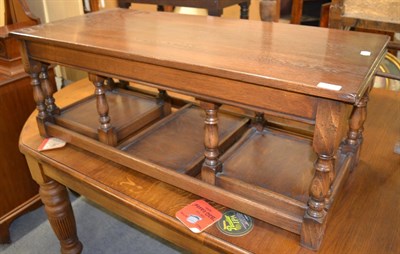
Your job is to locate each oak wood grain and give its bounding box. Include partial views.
[12,9,391,251]
[11,9,389,103]
[19,78,399,254]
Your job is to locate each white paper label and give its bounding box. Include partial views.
[317,82,342,91]
[38,137,66,151]
[360,51,371,56]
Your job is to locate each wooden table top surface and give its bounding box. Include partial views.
[11,9,389,103]
[19,79,400,254]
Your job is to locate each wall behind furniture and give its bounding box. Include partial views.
[27,0,84,22]
[0,0,4,26]
[26,0,87,87]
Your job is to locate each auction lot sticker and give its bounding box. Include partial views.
[216,210,253,237]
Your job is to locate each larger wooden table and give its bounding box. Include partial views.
[12,8,390,252]
[19,80,400,254]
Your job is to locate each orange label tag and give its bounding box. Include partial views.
[38,137,66,151]
[175,200,222,233]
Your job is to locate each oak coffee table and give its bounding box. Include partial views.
[12,8,388,251]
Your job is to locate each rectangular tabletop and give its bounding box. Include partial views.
[11,8,388,104]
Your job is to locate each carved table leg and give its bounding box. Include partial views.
[18,41,53,136]
[40,63,60,115]
[28,60,52,137]
[200,101,222,185]
[344,92,369,169]
[26,156,82,254]
[40,180,82,254]
[301,100,346,250]
[89,73,117,146]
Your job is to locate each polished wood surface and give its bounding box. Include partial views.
[11,9,388,103]
[19,79,400,254]
[11,9,390,250]
[119,105,249,175]
[0,72,41,243]
[55,89,168,143]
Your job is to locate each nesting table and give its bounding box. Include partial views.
[12,9,389,252]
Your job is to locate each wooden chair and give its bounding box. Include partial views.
[1,0,40,76]
[259,0,280,22]
[329,0,400,83]
[290,0,330,24]
[259,0,329,24]
[4,0,40,25]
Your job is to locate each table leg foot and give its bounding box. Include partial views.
[344,93,369,170]
[40,180,83,254]
[0,223,11,244]
[200,101,221,185]
[300,212,327,250]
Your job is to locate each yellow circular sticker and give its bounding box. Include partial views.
[216,210,253,237]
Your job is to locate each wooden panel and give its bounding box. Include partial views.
[0,73,41,243]
[55,89,168,142]
[0,74,37,214]
[25,42,318,121]
[120,105,249,175]
[219,128,315,203]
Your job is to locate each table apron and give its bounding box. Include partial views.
[27,42,319,122]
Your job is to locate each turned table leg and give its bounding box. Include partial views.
[200,101,222,185]
[18,42,54,137]
[89,73,117,146]
[27,60,52,136]
[344,91,370,169]
[301,99,346,250]
[40,180,82,254]
[26,156,82,254]
[40,63,60,115]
